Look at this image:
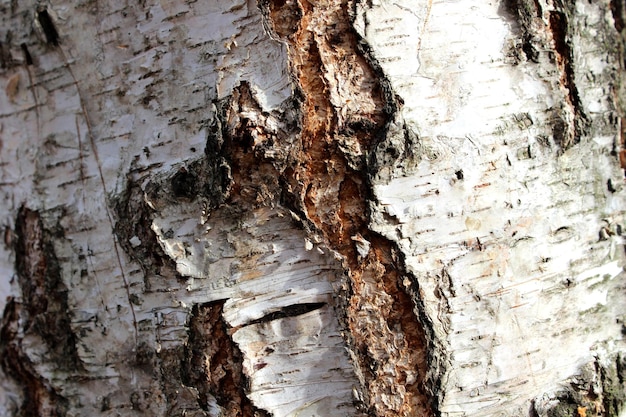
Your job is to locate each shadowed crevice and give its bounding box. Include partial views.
[246,302,327,326]
[183,301,270,417]
[37,9,59,46]
[0,206,80,417]
[548,9,588,148]
[259,0,437,415]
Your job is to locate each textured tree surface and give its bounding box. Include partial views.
[0,0,625,416]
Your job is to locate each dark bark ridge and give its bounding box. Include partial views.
[1,207,80,417]
[501,0,590,150]
[184,301,270,417]
[610,0,626,175]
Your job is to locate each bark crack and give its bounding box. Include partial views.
[547,8,588,149]
[255,0,435,415]
[184,301,269,417]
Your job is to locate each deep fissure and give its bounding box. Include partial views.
[184,301,269,417]
[256,0,436,415]
[548,9,587,148]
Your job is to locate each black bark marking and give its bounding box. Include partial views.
[500,0,542,63]
[1,299,67,417]
[536,355,626,417]
[112,178,182,290]
[608,178,617,193]
[247,302,327,326]
[611,0,625,33]
[12,207,80,366]
[21,43,33,65]
[501,0,589,149]
[171,168,198,200]
[37,9,60,46]
[0,40,12,68]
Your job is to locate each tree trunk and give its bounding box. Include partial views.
[0,0,625,416]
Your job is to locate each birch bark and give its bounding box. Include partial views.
[0,1,625,416]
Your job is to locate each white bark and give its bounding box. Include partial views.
[0,0,624,416]
[359,0,626,414]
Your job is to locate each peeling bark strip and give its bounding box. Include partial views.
[0,207,78,417]
[260,0,434,415]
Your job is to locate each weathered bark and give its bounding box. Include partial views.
[0,1,625,416]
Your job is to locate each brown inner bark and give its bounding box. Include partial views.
[259,0,434,415]
[184,301,269,417]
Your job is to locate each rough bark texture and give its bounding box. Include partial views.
[0,0,625,417]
